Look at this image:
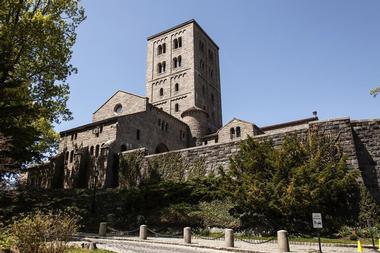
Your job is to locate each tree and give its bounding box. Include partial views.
[0,0,85,178]
[224,135,359,234]
[370,87,380,97]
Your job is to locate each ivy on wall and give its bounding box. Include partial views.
[119,151,208,187]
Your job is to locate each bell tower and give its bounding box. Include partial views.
[145,19,222,143]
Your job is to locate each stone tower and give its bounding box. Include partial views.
[145,20,222,144]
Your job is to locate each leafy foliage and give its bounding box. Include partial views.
[5,210,80,252]
[370,87,380,97]
[224,134,359,234]
[0,0,85,176]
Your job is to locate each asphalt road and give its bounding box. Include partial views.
[97,241,233,253]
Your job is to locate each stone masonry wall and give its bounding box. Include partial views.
[352,119,380,200]
[131,118,358,175]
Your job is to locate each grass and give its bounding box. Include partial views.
[66,249,115,253]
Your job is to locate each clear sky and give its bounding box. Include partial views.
[57,0,380,132]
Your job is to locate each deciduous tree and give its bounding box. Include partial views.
[0,0,85,179]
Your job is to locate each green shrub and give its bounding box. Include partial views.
[194,199,240,229]
[10,210,80,253]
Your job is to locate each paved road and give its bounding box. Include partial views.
[96,240,233,253]
[80,236,380,253]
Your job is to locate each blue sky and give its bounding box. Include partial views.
[57,0,380,132]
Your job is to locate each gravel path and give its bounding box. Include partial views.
[78,235,380,253]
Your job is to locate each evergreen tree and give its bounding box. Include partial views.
[225,134,359,234]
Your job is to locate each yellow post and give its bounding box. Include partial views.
[357,240,363,253]
[378,238,380,252]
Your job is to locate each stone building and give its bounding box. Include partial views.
[28,20,380,195]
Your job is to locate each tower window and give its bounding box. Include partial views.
[136,129,140,140]
[230,128,235,139]
[158,63,162,73]
[90,146,94,156]
[173,38,178,49]
[175,83,179,92]
[178,55,182,67]
[173,57,178,68]
[158,118,161,126]
[159,88,164,96]
[65,151,69,161]
[162,43,166,53]
[208,49,213,61]
[178,37,182,47]
[158,62,166,73]
[199,40,204,52]
[157,45,162,55]
[236,126,241,138]
[165,123,168,132]
[211,94,215,105]
[175,103,179,112]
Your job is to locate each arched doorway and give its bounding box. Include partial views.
[155,143,169,154]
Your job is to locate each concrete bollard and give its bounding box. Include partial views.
[139,224,147,240]
[184,227,191,244]
[98,222,107,236]
[89,242,97,250]
[224,229,234,248]
[277,230,290,252]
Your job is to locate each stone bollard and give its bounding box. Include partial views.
[184,227,191,244]
[277,230,290,252]
[98,222,107,236]
[139,224,147,240]
[89,242,97,250]
[224,229,234,248]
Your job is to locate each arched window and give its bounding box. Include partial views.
[159,88,164,96]
[95,145,100,157]
[178,55,182,67]
[165,122,168,132]
[175,83,179,92]
[178,37,182,47]
[173,38,178,49]
[158,118,161,126]
[162,61,166,72]
[230,128,235,139]
[162,43,166,53]
[161,121,165,130]
[158,63,162,73]
[120,144,127,152]
[173,57,178,68]
[136,129,140,140]
[175,103,179,112]
[65,151,69,161]
[69,150,74,163]
[236,126,241,138]
[90,146,94,156]
[157,45,162,55]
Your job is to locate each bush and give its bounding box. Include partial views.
[195,200,240,229]
[9,210,80,253]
